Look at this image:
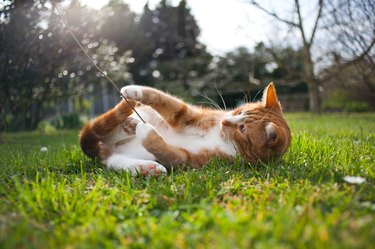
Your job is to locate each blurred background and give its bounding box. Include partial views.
[0,0,374,132]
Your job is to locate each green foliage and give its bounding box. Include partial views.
[0,113,374,248]
[38,113,83,131]
[37,120,57,134]
[0,0,212,131]
[59,113,83,129]
[138,0,211,87]
[0,0,134,130]
[323,90,373,112]
[201,44,307,100]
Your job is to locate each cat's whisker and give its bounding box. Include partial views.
[252,89,263,102]
[215,83,227,110]
[194,91,222,110]
[196,101,222,110]
[241,89,250,104]
[229,138,239,154]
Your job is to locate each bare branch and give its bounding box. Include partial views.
[294,0,308,47]
[248,0,299,28]
[309,0,324,44]
[321,38,375,82]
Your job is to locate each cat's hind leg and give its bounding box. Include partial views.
[106,154,167,176]
[80,100,137,159]
[101,117,140,145]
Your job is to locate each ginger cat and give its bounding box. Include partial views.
[80,83,291,176]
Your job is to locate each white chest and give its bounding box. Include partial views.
[158,124,236,155]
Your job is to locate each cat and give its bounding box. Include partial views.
[79,82,291,176]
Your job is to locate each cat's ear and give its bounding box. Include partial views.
[265,122,278,146]
[262,82,281,110]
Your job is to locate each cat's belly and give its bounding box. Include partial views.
[129,108,236,156]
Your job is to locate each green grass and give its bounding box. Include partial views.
[0,113,374,249]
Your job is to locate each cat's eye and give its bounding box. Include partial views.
[239,124,245,133]
[238,110,243,115]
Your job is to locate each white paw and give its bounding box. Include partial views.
[136,163,167,176]
[121,85,143,100]
[136,122,156,141]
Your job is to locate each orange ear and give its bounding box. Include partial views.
[262,82,281,110]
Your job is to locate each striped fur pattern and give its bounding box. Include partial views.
[79,83,291,176]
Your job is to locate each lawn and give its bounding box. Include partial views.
[0,113,374,249]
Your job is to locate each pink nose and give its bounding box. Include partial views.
[222,115,245,126]
[221,119,232,126]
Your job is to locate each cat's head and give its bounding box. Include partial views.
[221,82,291,163]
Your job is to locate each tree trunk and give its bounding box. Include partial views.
[307,78,321,113]
[303,46,321,113]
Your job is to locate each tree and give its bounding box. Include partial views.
[261,43,305,85]
[138,0,211,89]
[203,44,305,101]
[321,0,375,108]
[100,0,149,84]
[0,0,133,130]
[0,0,48,130]
[248,0,375,113]
[1,0,211,131]
[205,47,263,90]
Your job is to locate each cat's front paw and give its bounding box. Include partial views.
[136,122,157,141]
[121,85,143,101]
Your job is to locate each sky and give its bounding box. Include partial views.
[79,0,277,55]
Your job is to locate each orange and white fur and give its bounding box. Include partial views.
[80,83,291,176]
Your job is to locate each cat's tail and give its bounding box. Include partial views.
[79,100,137,159]
[79,124,101,159]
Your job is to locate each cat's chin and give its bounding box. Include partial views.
[219,121,237,142]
